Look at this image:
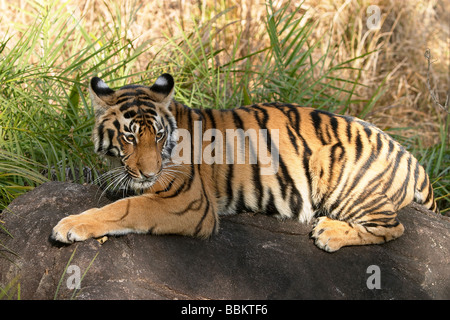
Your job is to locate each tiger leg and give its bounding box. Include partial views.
[51,194,217,244]
[311,201,404,252]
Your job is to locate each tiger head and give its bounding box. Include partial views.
[89,74,179,191]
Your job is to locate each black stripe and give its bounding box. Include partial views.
[382,149,405,195]
[116,96,133,105]
[203,108,217,128]
[264,189,277,215]
[117,87,146,97]
[419,169,429,192]
[346,118,353,143]
[287,126,299,154]
[124,199,131,219]
[119,102,135,112]
[106,128,115,143]
[391,155,412,205]
[194,195,210,237]
[276,157,289,200]
[413,160,420,195]
[225,164,234,207]
[137,100,158,112]
[171,197,202,215]
[289,189,302,218]
[376,132,383,153]
[231,109,244,128]
[424,177,432,204]
[155,176,177,195]
[106,199,131,222]
[330,116,339,139]
[252,163,263,206]
[275,152,303,217]
[285,106,300,133]
[96,124,105,152]
[328,142,344,186]
[123,110,136,119]
[387,140,394,158]
[235,186,247,212]
[355,130,363,162]
[311,110,326,145]
[364,126,372,139]
[113,119,121,131]
[249,104,269,128]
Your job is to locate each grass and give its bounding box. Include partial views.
[0,275,20,300]
[53,245,99,300]
[0,0,151,210]
[0,0,448,216]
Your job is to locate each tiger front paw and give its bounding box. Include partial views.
[51,209,100,244]
[311,216,352,252]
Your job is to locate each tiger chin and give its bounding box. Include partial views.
[51,73,439,252]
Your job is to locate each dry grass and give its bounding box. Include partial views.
[1,0,448,145]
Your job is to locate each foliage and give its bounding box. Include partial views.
[0,0,150,212]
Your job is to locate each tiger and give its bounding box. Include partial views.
[51,73,439,252]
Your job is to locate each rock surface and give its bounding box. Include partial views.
[0,181,449,300]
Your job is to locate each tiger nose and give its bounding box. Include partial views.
[137,157,161,179]
[139,170,155,179]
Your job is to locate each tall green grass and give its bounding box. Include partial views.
[158,1,373,112]
[0,0,150,211]
[0,0,448,217]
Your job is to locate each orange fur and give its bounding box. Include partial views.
[51,74,438,252]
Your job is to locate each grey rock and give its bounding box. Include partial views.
[0,181,449,300]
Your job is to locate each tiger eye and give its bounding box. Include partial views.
[156,131,165,141]
[124,134,135,143]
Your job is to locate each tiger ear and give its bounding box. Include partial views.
[149,73,175,104]
[89,77,116,115]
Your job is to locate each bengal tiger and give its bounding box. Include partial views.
[51,73,439,252]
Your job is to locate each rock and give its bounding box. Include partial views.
[0,181,449,300]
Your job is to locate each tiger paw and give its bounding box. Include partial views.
[311,217,354,252]
[51,209,100,244]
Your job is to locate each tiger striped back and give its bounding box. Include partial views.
[168,101,438,251]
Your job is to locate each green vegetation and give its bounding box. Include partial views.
[0,0,448,221]
[0,0,150,212]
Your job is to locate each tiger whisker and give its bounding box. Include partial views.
[96,166,130,201]
[94,167,126,186]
